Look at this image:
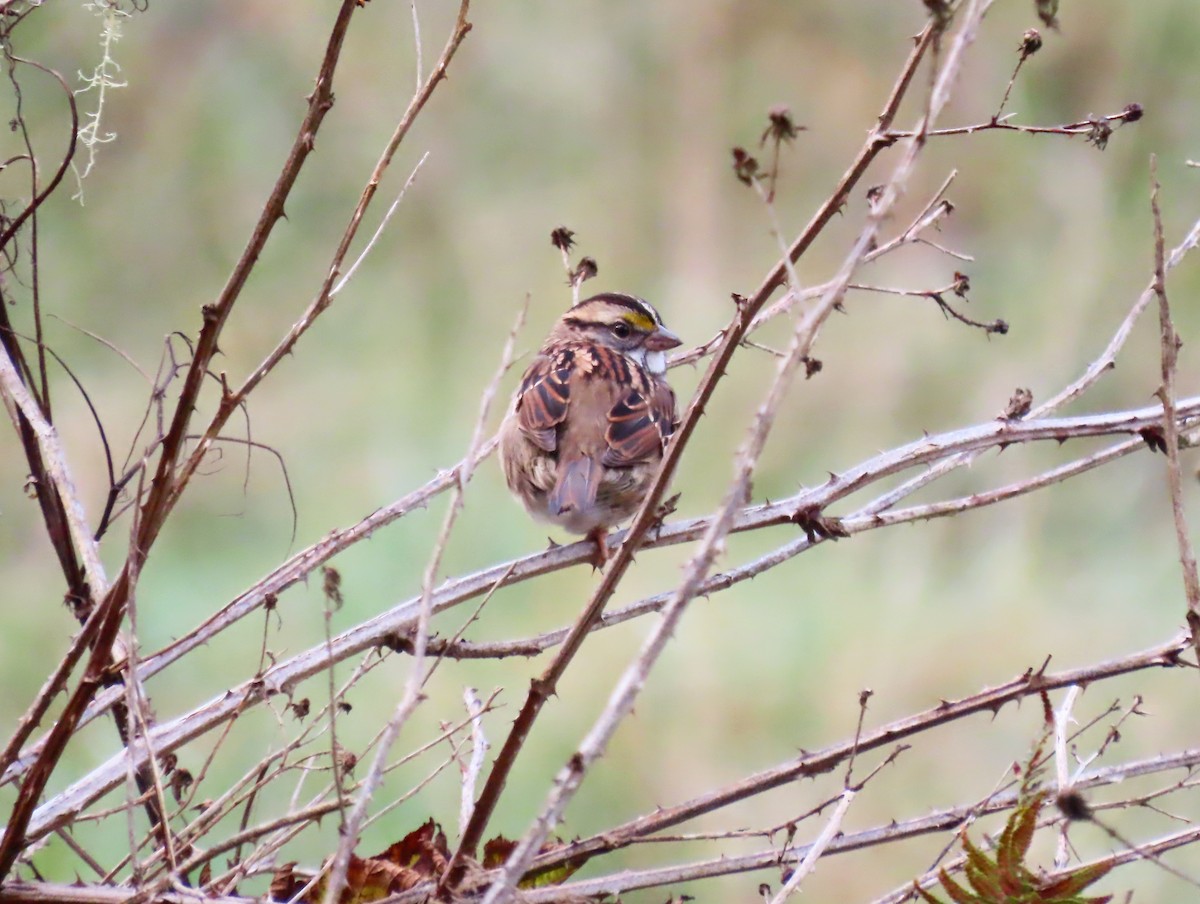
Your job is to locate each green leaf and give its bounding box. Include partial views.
[961,834,1004,899]
[1039,860,1113,898]
[997,792,1044,892]
[1005,792,1044,865]
[936,869,988,904]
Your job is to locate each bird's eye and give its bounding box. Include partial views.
[611,322,632,339]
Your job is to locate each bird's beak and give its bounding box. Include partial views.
[645,326,682,351]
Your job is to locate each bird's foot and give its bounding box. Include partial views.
[585,528,610,571]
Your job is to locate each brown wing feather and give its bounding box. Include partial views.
[514,349,574,452]
[602,379,676,467]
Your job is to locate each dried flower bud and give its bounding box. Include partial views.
[1019,28,1042,58]
[1122,102,1144,123]
[570,256,598,287]
[760,105,804,146]
[550,226,576,251]
[1085,116,1112,150]
[322,565,343,609]
[731,146,759,185]
[1000,387,1033,420]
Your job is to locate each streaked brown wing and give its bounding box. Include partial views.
[602,379,676,467]
[515,349,574,452]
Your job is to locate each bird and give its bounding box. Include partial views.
[500,292,681,566]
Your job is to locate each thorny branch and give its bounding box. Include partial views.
[1149,156,1200,671]
[443,20,944,895]
[15,396,1198,849]
[473,5,998,899]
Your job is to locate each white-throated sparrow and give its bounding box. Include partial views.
[500,292,681,564]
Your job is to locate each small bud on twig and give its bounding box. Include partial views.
[731,147,760,186]
[1018,28,1042,58]
[1000,387,1033,420]
[569,256,598,289]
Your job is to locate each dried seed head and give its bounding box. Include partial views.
[731,146,760,185]
[760,105,804,146]
[1086,116,1113,150]
[1019,28,1043,58]
[550,226,576,252]
[569,256,598,288]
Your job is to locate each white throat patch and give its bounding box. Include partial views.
[628,347,667,376]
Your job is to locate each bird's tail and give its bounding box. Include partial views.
[548,455,601,518]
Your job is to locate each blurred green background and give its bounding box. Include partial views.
[2,1,1200,900]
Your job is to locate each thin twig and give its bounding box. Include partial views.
[12,395,1200,821]
[330,152,430,297]
[321,263,511,904]
[767,790,856,904]
[474,7,993,900]
[1149,155,1200,669]
[443,22,942,893]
